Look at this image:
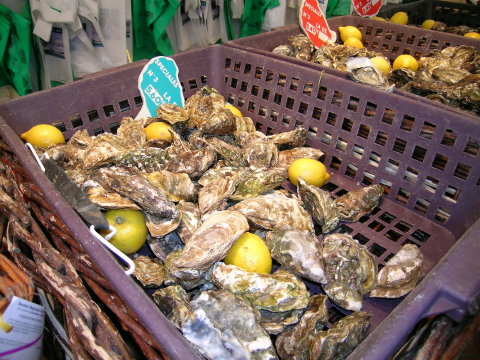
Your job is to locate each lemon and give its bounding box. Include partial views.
[20,124,65,148]
[224,232,272,274]
[392,54,419,71]
[370,56,391,75]
[464,32,480,39]
[343,37,364,49]
[101,209,148,255]
[225,103,243,117]
[288,158,330,187]
[144,122,173,142]
[373,16,386,21]
[421,19,436,29]
[338,26,362,42]
[390,11,408,25]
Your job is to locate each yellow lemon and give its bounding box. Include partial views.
[343,37,364,49]
[100,209,148,255]
[144,122,173,142]
[224,232,272,274]
[370,56,391,75]
[373,16,386,21]
[288,158,330,187]
[392,54,419,71]
[225,103,243,117]
[390,11,408,25]
[464,32,480,39]
[338,26,362,42]
[20,124,65,148]
[421,19,436,30]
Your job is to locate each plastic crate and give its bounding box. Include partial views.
[224,16,480,120]
[0,45,479,360]
[379,0,480,28]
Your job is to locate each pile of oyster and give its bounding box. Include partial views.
[423,21,479,36]
[41,86,424,360]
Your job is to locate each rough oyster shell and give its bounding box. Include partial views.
[83,133,133,169]
[144,170,198,202]
[164,142,217,178]
[297,177,339,233]
[169,210,249,280]
[268,128,307,149]
[201,107,237,135]
[145,212,180,238]
[231,190,314,232]
[132,256,165,288]
[198,170,238,215]
[156,103,189,125]
[345,57,393,91]
[240,132,279,170]
[211,263,310,313]
[278,147,325,170]
[334,184,384,222]
[259,308,303,335]
[148,231,184,262]
[321,233,377,311]
[272,44,294,57]
[275,294,329,359]
[230,167,286,201]
[265,226,326,284]
[115,147,174,173]
[117,117,146,148]
[370,244,423,298]
[206,137,246,167]
[152,285,192,329]
[185,86,225,129]
[86,186,140,210]
[183,290,278,360]
[176,201,202,244]
[309,311,370,360]
[234,116,256,133]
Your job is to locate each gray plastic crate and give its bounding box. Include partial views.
[0,45,478,359]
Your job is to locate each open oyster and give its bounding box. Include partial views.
[309,311,370,360]
[334,184,384,222]
[297,177,339,233]
[265,226,326,284]
[321,233,377,311]
[370,244,423,298]
[275,294,329,359]
[211,263,309,313]
[231,190,314,232]
[182,290,278,360]
[132,256,165,288]
[169,210,249,281]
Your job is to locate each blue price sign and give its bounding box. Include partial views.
[136,56,184,119]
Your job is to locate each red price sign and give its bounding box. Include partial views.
[352,0,381,17]
[299,0,336,48]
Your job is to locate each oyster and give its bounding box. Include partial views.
[259,308,303,335]
[83,133,133,169]
[239,132,279,170]
[289,34,315,61]
[185,86,225,129]
[156,103,189,125]
[312,43,382,70]
[268,128,307,149]
[297,177,339,233]
[86,186,140,210]
[334,184,384,222]
[148,231,184,262]
[182,290,278,360]
[211,262,310,313]
[345,57,393,91]
[275,294,329,359]
[176,201,202,243]
[231,190,314,232]
[278,147,325,170]
[206,137,246,167]
[164,141,216,178]
[169,210,249,280]
[230,167,286,201]
[144,170,197,202]
[265,226,326,284]
[132,256,165,288]
[115,147,174,173]
[198,169,239,215]
[309,311,370,360]
[370,244,423,298]
[272,44,294,57]
[234,116,256,133]
[201,107,237,135]
[145,212,180,237]
[116,117,146,147]
[93,166,178,218]
[152,285,192,329]
[321,233,377,311]
[164,250,210,290]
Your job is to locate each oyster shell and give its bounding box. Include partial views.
[86,186,140,210]
[345,57,393,91]
[321,233,377,311]
[156,103,189,125]
[259,308,303,335]
[239,132,279,170]
[164,142,217,178]
[206,137,246,167]
[234,116,256,133]
[182,290,278,360]
[145,212,180,237]
[117,117,146,147]
[148,231,184,262]
[93,166,178,218]
[185,86,225,129]
[169,210,249,280]
[370,244,423,298]
[83,133,133,169]
[152,285,192,329]
[334,184,384,222]
[297,177,339,233]
[278,147,325,170]
[231,190,314,232]
[144,170,198,202]
[201,107,237,135]
[198,169,239,215]
[176,201,202,243]
[211,262,310,313]
[268,128,307,149]
[132,256,165,288]
[230,167,286,201]
[265,226,326,284]
[272,44,294,57]
[115,147,174,173]
[275,294,329,359]
[309,311,370,360]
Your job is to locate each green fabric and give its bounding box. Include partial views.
[327,0,351,17]
[0,3,32,96]
[224,0,236,40]
[132,0,180,61]
[240,0,279,37]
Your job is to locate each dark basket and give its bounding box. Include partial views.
[378,0,480,28]
[225,16,480,121]
[0,45,479,360]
